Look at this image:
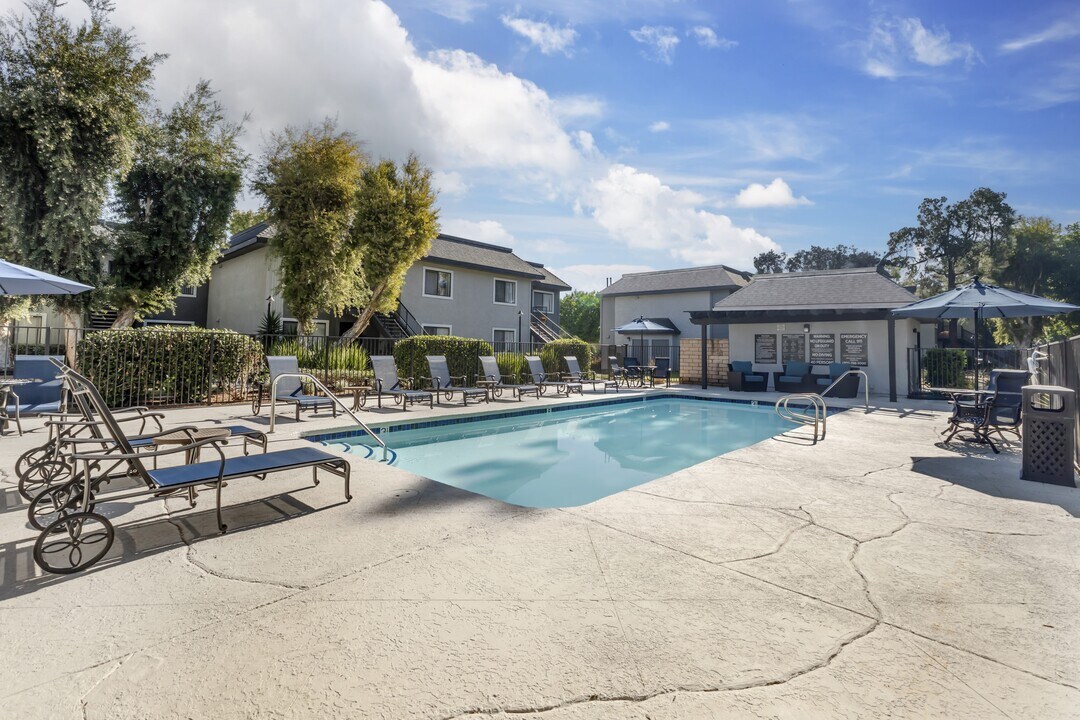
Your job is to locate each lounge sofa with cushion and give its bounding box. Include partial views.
[772,361,815,393]
[728,361,769,391]
[813,363,860,398]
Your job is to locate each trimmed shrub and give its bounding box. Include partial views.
[924,348,968,388]
[495,352,530,383]
[538,337,594,374]
[392,335,494,386]
[77,327,264,407]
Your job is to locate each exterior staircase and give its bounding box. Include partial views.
[87,310,118,330]
[530,308,567,344]
[372,301,424,339]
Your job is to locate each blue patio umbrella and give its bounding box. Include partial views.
[614,316,671,356]
[892,277,1079,388]
[0,259,94,296]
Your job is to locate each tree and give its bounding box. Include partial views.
[253,120,366,336]
[338,154,439,344]
[229,207,270,235]
[560,290,600,342]
[753,244,880,273]
[0,0,160,340]
[109,81,245,328]
[991,217,1060,347]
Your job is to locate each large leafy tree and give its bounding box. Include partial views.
[560,290,600,341]
[228,207,270,235]
[754,244,881,273]
[109,81,245,327]
[339,154,439,344]
[0,0,160,335]
[253,120,366,335]
[991,217,1060,347]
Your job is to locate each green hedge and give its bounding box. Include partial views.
[78,327,264,407]
[496,353,530,383]
[538,338,594,374]
[924,348,968,388]
[392,335,494,385]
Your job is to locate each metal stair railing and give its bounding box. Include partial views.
[820,369,870,411]
[775,393,827,444]
[269,372,390,462]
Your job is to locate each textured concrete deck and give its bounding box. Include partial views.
[1,388,1078,719]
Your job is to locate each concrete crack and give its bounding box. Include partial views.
[76,651,135,720]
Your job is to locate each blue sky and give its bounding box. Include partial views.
[9,0,1080,289]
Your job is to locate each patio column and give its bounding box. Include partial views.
[887,315,897,402]
[700,323,708,389]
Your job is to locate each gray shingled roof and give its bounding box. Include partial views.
[424,235,543,279]
[712,267,916,311]
[599,264,750,296]
[527,261,571,290]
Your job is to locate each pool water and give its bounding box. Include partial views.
[326,398,792,508]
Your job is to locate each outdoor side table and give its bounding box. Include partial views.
[339,384,373,411]
[475,378,499,400]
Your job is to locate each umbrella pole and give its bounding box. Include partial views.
[973,308,980,389]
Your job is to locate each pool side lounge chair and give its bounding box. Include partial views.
[479,356,540,400]
[29,365,351,575]
[772,362,815,394]
[425,355,489,406]
[728,361,768,392]
[526,356,582,397]
[266,356,338,420]
[563,356,618,393]
[371,356,434,411]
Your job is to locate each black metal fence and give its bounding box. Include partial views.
[907,345,1027,397]
[1037,335,1080,468]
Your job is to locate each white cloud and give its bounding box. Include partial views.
[733,178,813,208]
[553,264,655,292]
[432,170,468,197]
[440,219,516,245]
[648,120,670,133]
[582,165,779,268]
[501,16,578,56]
[705,114,829,162]
[689,26,737,50]
[1001,17,1080,53]
[417,0,484,22]
[553,95,605,121]
[630,26,680,65]
[860,16,976,78]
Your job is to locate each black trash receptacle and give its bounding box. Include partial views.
[1021,385,1077,487]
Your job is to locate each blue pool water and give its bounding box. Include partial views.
[322,397,792,508]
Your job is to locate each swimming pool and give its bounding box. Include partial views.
[313,396,795,508]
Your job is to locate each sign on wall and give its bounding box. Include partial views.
[839,333,869,366]
[754,334,777,364]
[809,334,836,364]
[781,333,806,363]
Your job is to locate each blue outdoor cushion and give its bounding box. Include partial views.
[786,362,810,376]
[5,401,61,415]
[743,375,764,382]
[148,447,341,487]
[829,363,851,378]
[779,375,803,383]
[731,361,753,373]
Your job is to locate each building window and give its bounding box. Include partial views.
[178,285,198,298]
[423,268,453,298]
[423,325,452,336]
[493,278,517,305]
[532,290,554,313]
[493,328,516,352]
[282,319,329,337]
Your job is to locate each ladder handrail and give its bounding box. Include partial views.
[821,369,870,411]
[269,372,389,462]
[775,392,827,443]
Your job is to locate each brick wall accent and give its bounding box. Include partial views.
[679,338,730,386]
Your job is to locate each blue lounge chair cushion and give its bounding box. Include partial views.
[743,375,765,382]
[731,361,753,374]
[786,362,810,376]
[6,401,62,415]
[779,375,803,383]
[148,447,341,487]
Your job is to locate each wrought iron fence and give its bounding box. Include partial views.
[907,345,1027,397]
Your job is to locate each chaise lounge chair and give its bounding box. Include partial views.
[29,366,351,575]
[728,361,768,391]
[563,356,618,393]
[425,355,489,406]
[525,356,582,397]
[371,356,434,411]
[478,356,540,400]
[265,356,338,420]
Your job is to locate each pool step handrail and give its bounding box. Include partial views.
[775,393,827,443]
[820,368,870,411]
[269,372,390,462]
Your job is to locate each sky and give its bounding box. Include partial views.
[6,0,1079,290]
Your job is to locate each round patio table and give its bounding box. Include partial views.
[624,365,654,388]
[339,384,373,411]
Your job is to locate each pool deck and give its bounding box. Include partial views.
[2,385,1079,719]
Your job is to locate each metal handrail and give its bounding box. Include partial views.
[269,372,389,461]
[775,393,827,443]
[821,369,870,411]
[395,300,425,337]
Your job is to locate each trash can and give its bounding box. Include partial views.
[1021,385,1076,487]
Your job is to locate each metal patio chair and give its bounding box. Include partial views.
[254,356,338,420]
[563,356,618,393]
[370,356,434,411]
[478,356,540,400]
[424,355,489,406]
[525,356,582,397]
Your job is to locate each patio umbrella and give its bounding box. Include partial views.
[892,277,1079,388]
[614,316,670,356]
[0,259,94,296]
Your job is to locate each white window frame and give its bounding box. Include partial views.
[282,318,329,337]
[532,290,554,313]
[178,285,198,298]
[423,324,452,336]
[143,319,195,327]
[492,328,517,344]
[493,278,517,306]
[422,267,454,300]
